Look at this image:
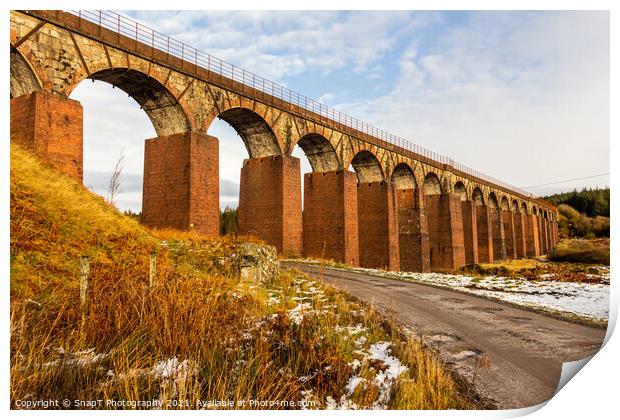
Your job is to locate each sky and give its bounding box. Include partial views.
[70,10,610,212]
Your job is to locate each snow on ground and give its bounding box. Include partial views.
[42,348,109,369]
[396,271,608,322]
[264,276,332,325]
[325,340,409,410]
[288,260,609,323]
[269,275,411,409]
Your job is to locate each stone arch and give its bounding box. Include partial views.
[488,192,499,208]
[441,175,453,195]
[391,162,417,190]
[521,202,528,214]
[350,150,384,183]
[213,107,282,158]
[423,172,442,195]
[296,133,340,172]
[511,199,520,212]
[69,68,194,137]
[500,196,509,211]
[10,47,41,98]
[454,181,467,201]
[472,187,485,206]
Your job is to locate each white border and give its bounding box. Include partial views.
[3,1,616,419]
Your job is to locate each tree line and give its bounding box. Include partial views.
[543,187,610,218]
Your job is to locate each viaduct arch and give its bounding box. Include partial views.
[9,10,559,271]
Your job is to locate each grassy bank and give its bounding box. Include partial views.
[457,238,609,283]
[10,143,471,409]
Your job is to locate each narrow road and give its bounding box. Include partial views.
[283,262,607,409]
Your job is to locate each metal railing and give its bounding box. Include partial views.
[68,9,535,198]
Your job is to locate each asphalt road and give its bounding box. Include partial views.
[283,262,607,409]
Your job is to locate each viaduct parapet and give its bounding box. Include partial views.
[10,10,559,272]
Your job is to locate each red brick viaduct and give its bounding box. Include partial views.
[10,10,559,272]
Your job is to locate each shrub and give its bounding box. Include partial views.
[548,246,610,265]
[556,204,609,238]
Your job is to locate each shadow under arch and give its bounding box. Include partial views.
[296,133,340,172]
[10,47,41,98]
[423,172,442,195]
[215,107,282,158]
[350,150,384,183]
[500,196,510,211]
[472,187,485,206]
[454,181,467,201]
[391,162,417,190]
[70,68,192,137]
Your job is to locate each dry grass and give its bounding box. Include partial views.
[457,238,609,283]
[10,143,470,410]
[548,238,610,265]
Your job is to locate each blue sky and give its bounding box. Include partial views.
[70,10,610,211]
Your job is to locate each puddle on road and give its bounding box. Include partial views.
[441,297,466,304]
[451,349,484,361]
[466,306,505,313]
[426,333,461,343]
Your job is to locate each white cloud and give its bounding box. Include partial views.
[336,11,609,194]
[72,10,608,214]
[126,11,437,80]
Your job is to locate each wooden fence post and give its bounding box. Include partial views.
[79,256,90,335]
[149,252,157,288]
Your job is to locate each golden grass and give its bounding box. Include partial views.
[10,143,470,409]
[457,239,609,282]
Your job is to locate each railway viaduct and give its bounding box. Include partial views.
[10,10,559,272]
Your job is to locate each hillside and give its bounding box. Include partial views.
[10,143,472,410]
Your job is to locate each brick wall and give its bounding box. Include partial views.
[490,207,507,261]
[426,194,466,271]
[525,214,540,256]
[501,211,517,259]
[357,181,400,271]
[398,207,431,272]
[11,91,83,181]
[513,213,527,258]
[142,132,219,236]
[476,205,494,263]
[536,217,545,255]
[396,188,430,272]
[303,170,359,265]
[543,219,552,253]
[461,201,479,264]
[238,155,302,257]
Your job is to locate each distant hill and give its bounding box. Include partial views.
[543,187,610,218]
